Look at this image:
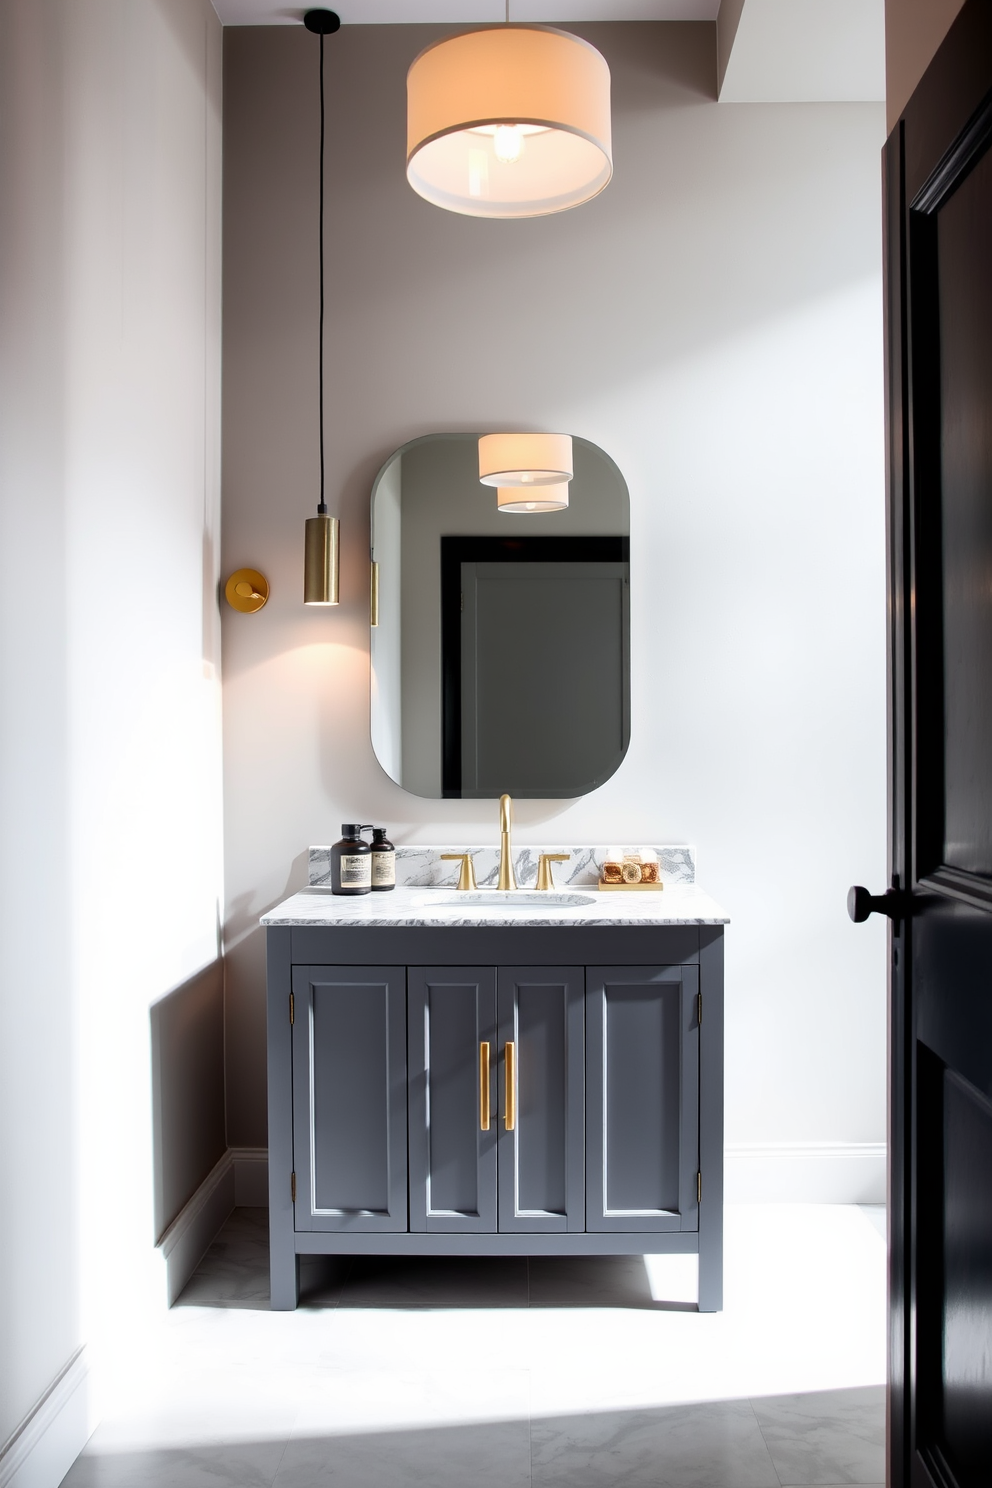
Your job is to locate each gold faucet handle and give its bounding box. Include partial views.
[440,853,477,891]
[536,853,570,891]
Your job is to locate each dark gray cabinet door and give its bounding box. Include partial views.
[585,965,699,1232]
[292,965,408,1233]
[408,967,498,1232]
[496,967,585,1233]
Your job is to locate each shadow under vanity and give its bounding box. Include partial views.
[263,847,726,1312]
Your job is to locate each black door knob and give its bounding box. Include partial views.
[847,885,907,923]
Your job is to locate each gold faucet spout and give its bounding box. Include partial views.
[498,793,516,891]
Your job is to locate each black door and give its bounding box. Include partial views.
[859,5,992,1482]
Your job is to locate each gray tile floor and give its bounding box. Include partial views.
[63,1208,886,1488]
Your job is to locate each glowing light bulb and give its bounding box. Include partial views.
[493,125,523,164]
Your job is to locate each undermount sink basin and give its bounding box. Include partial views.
[413,890,596,909]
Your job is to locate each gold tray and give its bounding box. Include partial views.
[597,879,664,892]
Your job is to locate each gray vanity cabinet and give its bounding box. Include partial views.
[585,966,699,1233]
[291,965,408,1233]
[407,967,498,1232]
[266,923,724,1314]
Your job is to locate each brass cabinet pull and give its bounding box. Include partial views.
[479,1042,490,1130]
[505,1041,516,1130]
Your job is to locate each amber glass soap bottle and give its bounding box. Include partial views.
[330,824,372,895]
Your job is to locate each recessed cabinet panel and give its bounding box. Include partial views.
[497,968,585,1233]
[292,966,408,1232]
[585,966,699,1232]
[408,967,498,1232]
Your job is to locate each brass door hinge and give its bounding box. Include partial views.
[289,992,294,1025]
[697,991,702,1025]
[697,1171,702,1203]
[291,1172,297,1203]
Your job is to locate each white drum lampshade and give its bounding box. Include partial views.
[497,483,569,513]
[479,432,573,487]
[406,27,612,219]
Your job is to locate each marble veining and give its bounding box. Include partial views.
[261,882,727,928]
[308,843,696,889]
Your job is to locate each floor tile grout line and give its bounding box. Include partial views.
[746,1395,786,1488]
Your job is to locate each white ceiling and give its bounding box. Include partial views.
[212,1,718,21]
[211,0,886,104]
[719,0,884,102]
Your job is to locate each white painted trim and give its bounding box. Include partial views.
[155,1146,271,1304]
[725,1142,886,1203]
[233,1145,269,1206]
[157,1150,236,1305]
[0,1347,93,1488]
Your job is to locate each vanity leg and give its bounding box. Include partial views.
[697,927,725,1313]
[270,1248,300,1311]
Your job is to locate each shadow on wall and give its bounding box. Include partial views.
[150,960,226,1238]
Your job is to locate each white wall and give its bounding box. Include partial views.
[0,0,223,1473]
[222,22,888,1184]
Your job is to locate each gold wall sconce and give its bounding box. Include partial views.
[225,568,269,613]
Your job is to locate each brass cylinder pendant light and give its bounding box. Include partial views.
[303,9,341,605]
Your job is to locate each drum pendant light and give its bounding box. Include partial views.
[406,23,612,219]
[303,9,341,605]
[497,483,569,513]
[479,432,573,487]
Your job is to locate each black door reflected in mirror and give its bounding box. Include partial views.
[370,433,630,800]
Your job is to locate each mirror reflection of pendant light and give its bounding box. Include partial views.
[479,432,573,487]
[497,483,569,513]
[303,9,341,606]
[406,14,612,220]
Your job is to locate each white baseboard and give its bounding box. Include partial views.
[156,1146,271,1304]
[157,1150,235,1304]
[724,1142,886,1203]
[0,1348,93,1488]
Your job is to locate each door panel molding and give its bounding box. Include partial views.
[408,967,498,1233]
[585,966,699,1234]
[496,967,585,1234]
[291,965,408,1233]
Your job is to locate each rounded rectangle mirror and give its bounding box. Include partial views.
[370,432,629,799]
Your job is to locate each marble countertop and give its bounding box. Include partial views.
[261,883,729,928]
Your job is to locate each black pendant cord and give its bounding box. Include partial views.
[317,29,326,517]
[304,10,340,510]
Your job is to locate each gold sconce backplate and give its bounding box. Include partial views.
[225,568,269,613]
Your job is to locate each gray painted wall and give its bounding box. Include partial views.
[221,22,888,1181]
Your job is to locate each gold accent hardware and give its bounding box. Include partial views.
[536,853,569,891]
[441,853,477,891]
[697,1172,701,1203]
[498,793,516,890]
[697,992,702,1025]
[370,560,379,627]
[290,992,295,1025]
[504,1041,516,1130]
[597,880,664,892]
[225,568,269,613]
[480,1042,491,1130]
[291,1172,297,1202]
[304,513,340,605]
